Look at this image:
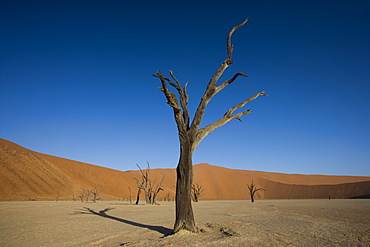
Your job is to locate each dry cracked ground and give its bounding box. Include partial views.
[0,199,369,246]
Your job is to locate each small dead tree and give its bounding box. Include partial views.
[90,185,102,203]
[153,18,268,232]
[247,180,265,203]
[192,183,205,202]
[134,163,165,205]
[149,176,165,204]
[134,163,151,204]
[163,193,172,202]
[78,193,84,202]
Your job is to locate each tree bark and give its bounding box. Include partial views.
[135,188,141,205]
[173,138,197,232]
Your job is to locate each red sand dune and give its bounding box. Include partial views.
[0,138,369,201]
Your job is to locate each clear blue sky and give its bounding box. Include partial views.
[1,0,369,176]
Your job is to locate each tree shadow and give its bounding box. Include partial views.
[75,207,173,237]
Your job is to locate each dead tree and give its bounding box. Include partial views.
[134,163,151,204]
[153,18,268,232]
[90,185,102,203]
[247,180,265,203]
[134,162,165,204]
[164,193,172,202]
[149,176,165,204]
[192,183,205,202]
[85,189,91,203]
[78,193,84,203]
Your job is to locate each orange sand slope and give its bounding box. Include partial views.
[0,138,369,201]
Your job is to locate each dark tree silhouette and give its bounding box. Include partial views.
[247,180,265,203]
[153,18,268,232]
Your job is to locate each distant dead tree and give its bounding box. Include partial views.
[163,192,172,202]
[78,192,84,202]
[134,163,151,204]
[149,176,165,204]
[72,194,77,202]
[85,189,91,202]
[153,18,268,232]
[90,185,102,203]
[128,186,133,204]
[133,163,165,204]
[192,183,205,202]
[247,180,265,203]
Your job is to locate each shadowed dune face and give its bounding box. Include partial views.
[1,138,370,201]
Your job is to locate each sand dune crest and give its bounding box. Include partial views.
[1,138,369,201]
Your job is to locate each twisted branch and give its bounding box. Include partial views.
[194,91,269,148]
[227,18,249,60]
[190,18,249,133]
[169,70,190,129]
[153,71,187,133]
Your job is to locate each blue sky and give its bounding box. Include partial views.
[1,0,369,176]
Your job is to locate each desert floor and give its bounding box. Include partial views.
[0,199,369,246]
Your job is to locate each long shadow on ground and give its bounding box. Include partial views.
[75,207,173,237]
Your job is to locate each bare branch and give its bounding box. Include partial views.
[194,91,268,147]
[169,70,190,129]
[153,72,181,110]
[225,91,269,116]
[254,188,265,193]
[153,71,187,133]
[227,18,249,60]
[215,72,248,94]
[190,18,249,133]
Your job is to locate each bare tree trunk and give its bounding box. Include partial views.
[128,186,132,204]
[174,141,196,232]
[144,189,150,204]
[85,189,91,203]
[135,188,141,205]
